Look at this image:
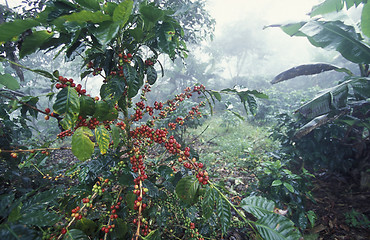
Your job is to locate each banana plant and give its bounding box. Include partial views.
[267,0,370,138]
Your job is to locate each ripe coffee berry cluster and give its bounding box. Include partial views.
[101,224,115,234]
[55,76,87,95]
[116,121,126,130]
[144,59,154,66]
[57,129,73,139]
[75,116,100,130]
[196,170,209,185]
[165,135,181,154]
[71,206,82,220]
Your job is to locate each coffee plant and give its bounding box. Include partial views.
[0,1,303,239]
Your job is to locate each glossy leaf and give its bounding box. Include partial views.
[362,3,370,39]
[75,0,100,11]
[240,196,275,219]
[0,19,39,42]
[216,194,231,235]
[113,0,133,26]
[53,87,80,129]
[110,124,121,149]
[79,95,95,117]
[123,64,142,98]
[255,213,302,240]
[0,73,20,90]
[93,100,118,121]
[95,125,110,155]
[91,21,120,45]
[75,218,97,236]
[271,63,338,84]
[283,182,295,193]
[175,176,199,205]
[272,180,282,186]
[19,210,60,227]
[310,0,344,17]
[62,11,111,24]
[100,76,126,101]
[146,65,157,85]
[19,30,54,59]
[202,187,215,220]
[350,77,370,100]
[65,229,89,240]
[72,126,94,161]
[299,20,370,64]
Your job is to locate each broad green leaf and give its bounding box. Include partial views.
[100,76,126,101]
[307,210,317,228]
[103,2,118,16]
[123,64,142,98]
[113,0,133,26]
[0,19,39,42]
[283,182,295,193]
[93,100,118,121]
[110,124,121,149]
[118,168,133,186]
[202,186,215,220]
[272,180,282,186]
[350,77,370,100]
[310,0,344,17]
[240,196,275,219]
[95,125,110,155]
[255,213,302,240]
[62,11,111,24]
[271,63,339,84]
[72,126,94,161]
[65,229,89,240]
[146,65,157,85]
[279,22,306,36]
[79,95,95,117]
[125,192,136,210]
[91,21,120,45]
[19,211,60,227]
[175,176,200,205]
[53,87,80,129]
[19,30,54,58]
[0,73,20,90]
[216,194,231,235]
[114,218,128,238]
[75,218,97,236]
[361,2,370,38]
[8,202,22,222]
[75,0,100,11]
[299,20,370,63]
[139,3,164,27]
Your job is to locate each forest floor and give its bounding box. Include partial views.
[304,171,370,240]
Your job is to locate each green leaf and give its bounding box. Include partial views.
[0,73,20,90]
[146,65,157,85]
[307,210,317,228]
[361,3,370,38]
[139,3,164,27]
[175,176,200,205]
[19,210,60,227]
[95,125,110,155]
[240,196,275,219]
[110,124,122,149]
[79,95,95,117]
[114,218,128,238]
[8,202,22,222]
[125,192,136,210]
[100,76,126,101]
[118,168,133,186]
[113,0,133,26]
[72,126,94,161]
[255,213,302,240]
[53,87,80,129]
[202,186,215,220]
[75,218,97,236]
[272,180,282,187]
[310,0,344,17]
[350,77,370,100]
[271,63,339,84]
[62,10,111,24]
[19,30,54,58]
[91,21,120,45]
[65,229,89,240]
[75,0,101,11]
[283,182,295,193]
[123,64,142,98]
[216,194,231,235]
[0,19,39,42]
[299,20,370,64]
